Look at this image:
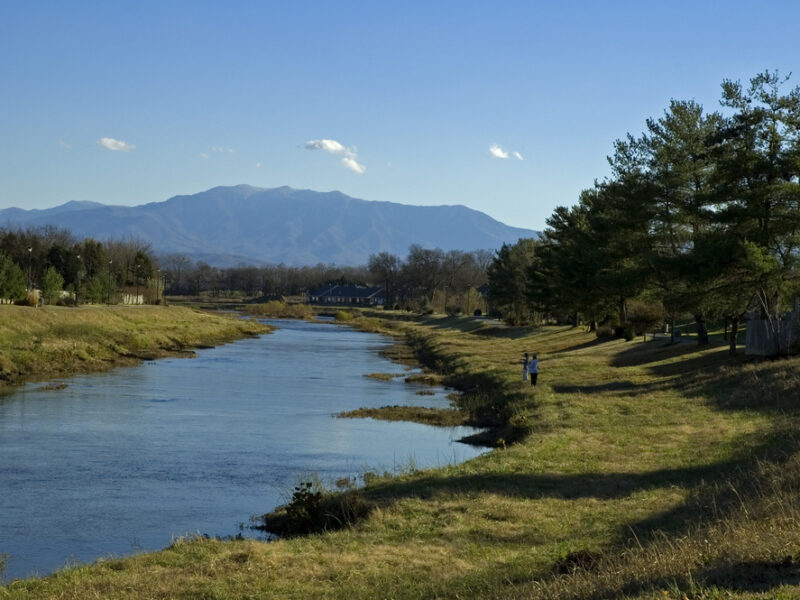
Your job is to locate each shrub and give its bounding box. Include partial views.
[627,299,664,336]
[596,324,614,339]
[254,479,372,536]
[244,300,313,319]
[473,309,482,316]
[445,304,462,316]
[614,323,636,341]
[335,310,354,322]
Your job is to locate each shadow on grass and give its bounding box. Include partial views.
[638,353,800,415]
[365,446,776,507]
[418,315,492,334]
[610,339,712,368]
[472,325,537,339]
[549,336,618,354]
[552,380,644,395]
[557,558,800,600]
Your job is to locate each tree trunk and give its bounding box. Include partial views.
[619,298,627,326]
[589,319,597,332]
[729,315,739,355]
[694,313,709,345]
[670,316,676,344]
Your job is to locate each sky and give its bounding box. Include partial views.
[1,1,799,232]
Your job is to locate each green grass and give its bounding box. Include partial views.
[363,372,405,381]
[0,304,270,389]
[337,405,469,427]
[4,314,800,599]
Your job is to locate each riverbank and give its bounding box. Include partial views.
[0,305,270,389]
[4,312,800,599]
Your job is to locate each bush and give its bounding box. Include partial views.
[335,310,354,322]
[244,300,313,319]
[614,323,636,341]
[473,309,482,316]
[627,299,664,336]
[595,324,614,339]
[445,304,462,316]
[253,479,372,537]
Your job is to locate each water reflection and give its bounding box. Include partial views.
[0,319,486,580]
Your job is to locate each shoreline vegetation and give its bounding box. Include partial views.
[0,305,270,390]
[5,307,800,598]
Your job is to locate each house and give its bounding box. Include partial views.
[307,284,385,306]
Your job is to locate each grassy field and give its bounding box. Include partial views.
[0,304,270,389]
[3,312,800,599]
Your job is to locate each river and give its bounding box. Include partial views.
[0,319,487,580]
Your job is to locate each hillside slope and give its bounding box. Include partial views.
[0,185,538,265]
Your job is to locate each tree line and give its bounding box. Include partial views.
[0,226,159,304]
[0,223,493,312]
[161,245,492,314]
[487,71,800,354]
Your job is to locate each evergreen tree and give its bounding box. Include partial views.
[41,266,64,305]
[0,253,27,302]
[487,239,539,324]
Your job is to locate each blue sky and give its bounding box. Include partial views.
[1,1,798,232]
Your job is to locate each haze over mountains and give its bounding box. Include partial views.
[0,185,538,266]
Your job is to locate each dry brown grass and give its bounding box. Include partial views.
[337,405,469,427]
[0,304,269,388]
[5,314,800,599]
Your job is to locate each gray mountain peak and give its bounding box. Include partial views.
[0,185,538,266]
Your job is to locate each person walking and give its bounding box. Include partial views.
[520,353,529,382]
[527,354,539,387]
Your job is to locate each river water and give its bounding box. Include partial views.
[0,319,486,580]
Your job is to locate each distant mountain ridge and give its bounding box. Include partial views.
[0,185,538,266]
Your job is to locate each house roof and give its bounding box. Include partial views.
[311,284,384,299]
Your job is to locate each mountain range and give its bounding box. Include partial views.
[0,185,538,266]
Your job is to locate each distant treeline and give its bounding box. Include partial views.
[0,226,159,304]
[0,224,492,312]
[162,246,492,314]
[487,71,800,353]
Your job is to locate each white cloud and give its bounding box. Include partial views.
[256,162,262,168]
[97,137,135,152]
[340,156,366,174]
[212,146,235,153]
[305,139,347,154]
[199,152,210,159]
[58,140,71,149]
[489,144,509,159]
[490,144,523,160]
[305,138,366,174]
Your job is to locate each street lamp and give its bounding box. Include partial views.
[27,247,32,292]
[75,254,81,305]
[107,260,113,305]
[135,263,140,305]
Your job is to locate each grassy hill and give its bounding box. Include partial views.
[3,313,800,599]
